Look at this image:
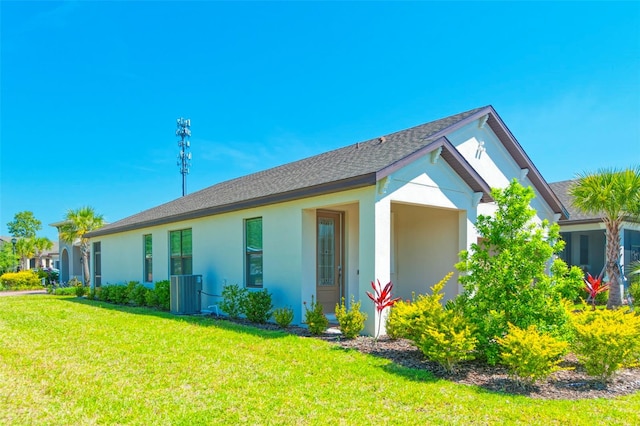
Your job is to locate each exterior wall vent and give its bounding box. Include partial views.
[170,275,203,315]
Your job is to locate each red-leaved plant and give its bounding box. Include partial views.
[367,279,401,341]
[584,272,609,309]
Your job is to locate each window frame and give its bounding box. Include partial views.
[93,241,102,287]
[169,228,193,276]
[143,234,153,282]
[244,217,263,288]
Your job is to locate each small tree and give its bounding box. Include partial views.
[455,179,571,364]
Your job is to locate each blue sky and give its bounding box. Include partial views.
[1,1,639,241]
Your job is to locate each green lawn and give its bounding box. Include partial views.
[1,296,638,425]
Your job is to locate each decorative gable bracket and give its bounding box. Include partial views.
[430,147,443,164]
[377,176,391,195]
[473,192,484,207]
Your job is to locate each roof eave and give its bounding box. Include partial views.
[485,108,569,219]
[86,173,377,238]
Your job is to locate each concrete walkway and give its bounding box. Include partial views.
[0,289,47,297]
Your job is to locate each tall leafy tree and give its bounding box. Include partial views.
[569,166,640,308]
[7,211,42,239]
[58,206,104,289]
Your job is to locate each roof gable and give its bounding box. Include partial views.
[89,106,563,237]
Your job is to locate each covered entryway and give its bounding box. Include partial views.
[390,202,462,302]
[316,210,344,314]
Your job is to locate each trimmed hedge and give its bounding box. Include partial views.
[0,270,42,291]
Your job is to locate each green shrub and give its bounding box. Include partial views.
[273,307,294,328]
[99,285,113,302]
[220,284,248,319]
[75,285,86,297]
[112,285,130,305]
[386,273,453,342]
[455,180,572,364]
[571,308,640,383]
[304,295,329,335]
[0,270,42,290]
[155,280,170,311]
[550,259,584,302]
[52,287,77,296]
[396,273,476,372]
[130,282,149,306]
[386,298,420,340]
[335,296,367,339]
[497,324,568,387]
[417,309,477,373]
[145,287,160,308]
[242,289,273,324]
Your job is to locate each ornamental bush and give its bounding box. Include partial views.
[242,289,273,324]
[416,308,477,373]
[155,280,171,311]
[220,284,248,319]
[497,324,568,387]
[386,273,454,342]
[273,307,294,328]
[129,282,150,306]
[571,308,640,383]
[304,295,329,335]
[335,296,367,339]
[0,270,42,290]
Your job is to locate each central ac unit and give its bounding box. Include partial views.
[170,275,203,315]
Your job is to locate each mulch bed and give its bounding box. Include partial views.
[222,317,640,400]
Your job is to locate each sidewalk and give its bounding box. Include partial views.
[0,289,47,297]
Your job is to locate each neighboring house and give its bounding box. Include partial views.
[550,180,640,283]
[50,221,84,283]
[85,105,567,335]
[30,241,59,270]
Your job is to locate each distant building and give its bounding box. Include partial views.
[550,180,640,282]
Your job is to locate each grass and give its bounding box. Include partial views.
[1,296,639,425]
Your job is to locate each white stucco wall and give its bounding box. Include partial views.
[93,187,373,326]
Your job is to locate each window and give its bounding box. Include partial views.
[245,218,263,287]
[143,234,153,282]
[169,229,192,275]
[93,242,102,287]
[580,235,589,265]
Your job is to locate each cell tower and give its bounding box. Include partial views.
[176,117,191,196]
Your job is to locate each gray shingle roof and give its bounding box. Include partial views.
[550,179,640,225]
[89,106,564,237]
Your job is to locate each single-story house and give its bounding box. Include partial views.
[550,180,640,287]
[85,105,567,335]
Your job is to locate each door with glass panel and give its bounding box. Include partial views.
[316,211,343,314]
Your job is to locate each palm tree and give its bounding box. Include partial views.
[14,238,35,271]
[33,237,53,269]
[58,206,104,290]
[569,166,640,308]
